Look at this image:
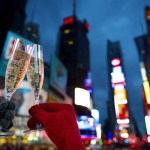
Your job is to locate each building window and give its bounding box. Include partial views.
[64,29,71,34]
[68,40,74,45]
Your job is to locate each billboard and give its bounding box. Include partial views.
[77,115,97,139]
[111,58,130,126]
[75,87,92,109]
[49,53,68,94]
[0,31,32,77]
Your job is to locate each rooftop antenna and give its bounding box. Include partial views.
[73,0,76,16]
[30,1,38,22]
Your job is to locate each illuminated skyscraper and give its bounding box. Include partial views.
[107,40,132,140]
[57,15,90,100]
[135,35,150,142]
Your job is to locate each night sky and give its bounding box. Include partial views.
[25,0,149,135]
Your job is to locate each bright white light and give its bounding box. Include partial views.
[111,73,125,84]
[115,99,127,104]
[91,109,99,123]
[96,124,101,139]
[91,139,96,145]
[117,119,130,124]
[145,116,150,135]
[75,88,91,109]
[114,84,124,90]
[111,58,120,66]
[148,136,150,143]
[120,132,129,138]
[116,93,124,99]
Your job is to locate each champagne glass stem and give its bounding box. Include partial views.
[34,90,39,105]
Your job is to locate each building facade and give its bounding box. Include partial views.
[107,40,131,140]
[57,15,90,100]
[0,0,27,57]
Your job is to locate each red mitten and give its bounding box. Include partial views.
[27,103,85,150]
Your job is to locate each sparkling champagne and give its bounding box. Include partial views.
[27,57,44,91]
[5,50,31,94]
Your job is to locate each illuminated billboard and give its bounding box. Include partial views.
[75,87,92,109]
[77,115,97,140]
[49,53,68,94]
[111,58,130,126]
[0,31,32,77]
[140,62,150,104]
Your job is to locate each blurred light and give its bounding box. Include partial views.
[91,109,99,123]
[124,138,129,143]
[114,84,124,90]
[91,139,96,145]
[148,136,150,143]
[115,99,127,104]
[27,27,32,31]
[113,137,118,142]
[108,131,113,140]
[111,58,121,66]
[145,116,150,135]
[117,119,129,124]
[120,132,129,138]
[143,81,150,104]
[64,16,74,25]
[96,124,101,139]
[64,29,70,34]
[98,139,103,145]
[68,40,74,45]
[75,87,91,109]
[28,136,33,141]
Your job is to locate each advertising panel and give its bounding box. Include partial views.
[0,31,32,77]
[77,115,97,139]
[114,89,127,101]
[49,53,67,94]
[75,87,92,109]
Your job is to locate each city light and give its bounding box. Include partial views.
[75,87,92,109]
[117,119,130,124]
[111,58,121,66]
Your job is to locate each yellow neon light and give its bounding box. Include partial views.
[143,81,150,104]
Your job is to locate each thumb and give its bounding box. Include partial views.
[28,105,48,125]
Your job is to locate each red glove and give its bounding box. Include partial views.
[27,103,85,150]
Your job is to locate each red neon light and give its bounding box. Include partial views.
[84,22,90,31]
[142,87,149,115]
[111,58,121,66]
[64,16,74,25]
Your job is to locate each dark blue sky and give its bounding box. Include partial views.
[25,0,149,135]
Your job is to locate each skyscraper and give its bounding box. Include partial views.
[0,0,27,57]
[24,22,40,44]
[145,6,150,84]
[57,15,90,100]
[107,40,134,140]
[135,34,150,142]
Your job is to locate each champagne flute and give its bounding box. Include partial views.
[24,44,44,133]
[0,39,33,136]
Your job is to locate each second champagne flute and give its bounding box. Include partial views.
[24,44,44,133]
